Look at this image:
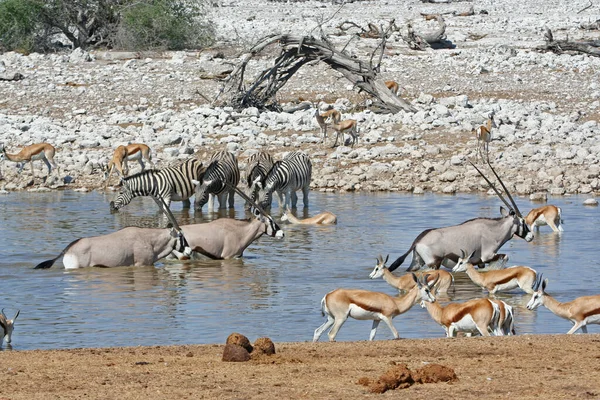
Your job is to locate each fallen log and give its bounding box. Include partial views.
[538,28,600,57]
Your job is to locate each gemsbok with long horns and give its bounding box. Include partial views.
[387,160,533,272]
[527,275,600,334]
[420,293,501,337]
[0,142,59,178]
[171,183,284,260]
[524,205,563,233]
[370,254,454,294]
[453,250,538,294]
[35,195,192,269]
[313,274,437,342]
[0,308,20,345]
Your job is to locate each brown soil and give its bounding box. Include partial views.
[2,334,600,399]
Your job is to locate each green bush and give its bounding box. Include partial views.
[0,0,43,53]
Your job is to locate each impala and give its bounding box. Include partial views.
[281,208,337,225]
[527,275,600,334]
[370,254,453,294]
[330,119,358,148]
[104,143,153,184]
[453,250,538,294]
[421,294,501,337]
[0,308,20,345]
[524,205,563,233]
[474,115,496,162]
[35,196,192,269]
[388,160,533,272]
[385,80,401,96]
[0,143,58,178]
[313,274,436,342]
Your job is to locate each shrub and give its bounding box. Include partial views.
[0,0,43,53]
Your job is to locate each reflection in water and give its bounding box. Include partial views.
[0,191,599,350]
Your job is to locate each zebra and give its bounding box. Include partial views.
[244,150,281,210]
[255,151,312,211]
[193,150,240,211]
[109,158,204,212]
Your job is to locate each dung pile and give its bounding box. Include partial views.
[358,363,458,393]
[222,332,276,362]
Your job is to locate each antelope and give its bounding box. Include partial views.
[453,250,538,294]
[490,299,516,335]
[387,160,533,272]
[524,205,563,233]
[35,196,192,269]
[369,254,454,294]
[473,114,496,162]
[385,80,401,96]
[0,143,59,178]
[0,308,20,345]
[313,274,437,342]
[171,183,284,260]
[330,119,358,148]
[104,143,153,185]
[281,208,337,225]
[314,108,342,144]
[527,275,600,334]
[420,294,501,337]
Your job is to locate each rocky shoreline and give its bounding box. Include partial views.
[1,0,600,199]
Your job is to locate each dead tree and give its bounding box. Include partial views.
[214,34,416,114]
[402,15,454,50]
[538,28,600,57]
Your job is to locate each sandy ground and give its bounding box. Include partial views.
[1,334,599,399]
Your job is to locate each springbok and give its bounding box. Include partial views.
[369,254,454,294]
[330,119,358,148]
[490,299,516,335]
[421,294,501,337]
[474,114,496,162]
[527,275,600,334]
[0,308,20,345]
[453,250,537,294]
[388,160,533,272]
[524,205,563,233]
[172,184,284,260]
[104,143,153,184]
[313,274,436,342]
[35,196,192,269]
[385,80,401,96]
[281,208,337,225]
[314,109,342,144]
[0,143,58,178]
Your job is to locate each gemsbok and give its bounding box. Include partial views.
[330,119,358,148]
[172,184,284,259]
[313,274,436,342]
[453,250,538,294]
[524,205,563,233]
[474,114,496,162]
[387,160,533,272]
[421,294,501,337]
[527,275,600,334]
[369,254,454,294]
[0,308,20,345]
[0,143,59,178]
[281,208,337,225]
[35,197,192,269]
[104,143,154,185]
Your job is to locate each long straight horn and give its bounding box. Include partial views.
[1,308,5,319]
[486,159,523,217]
[148,175,182,231]
[468,159,514,213]
[224,181,270,218]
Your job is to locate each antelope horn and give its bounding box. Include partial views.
[486,159,523,217]
[224,181,271,218]
[533,273,543,291]
[468,159,514,213]
[143,175,183,232]
[1,308,5,318]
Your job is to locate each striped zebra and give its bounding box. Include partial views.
[256,151,312,210]
[194,150,240,211]
[244,150,281,210]
[109,158,204,212]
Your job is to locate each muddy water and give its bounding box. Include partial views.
[0,190,597,350]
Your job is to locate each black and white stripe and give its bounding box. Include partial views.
[194,151,240,211]
[245,150,276,209]
[257,151,312,210]
[109,158,204,211]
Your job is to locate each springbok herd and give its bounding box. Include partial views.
[0,97,598,347]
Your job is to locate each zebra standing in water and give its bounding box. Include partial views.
[194,150,240,211]
[244,150,280,210]
[255,151,312,211]
[109,158,204,212]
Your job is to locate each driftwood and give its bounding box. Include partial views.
[580,19,600,31]
[214,34,416,114]
[337,21,381,38]
[421,5,474,19]
[538,28,600,57]
[403,15,454,50]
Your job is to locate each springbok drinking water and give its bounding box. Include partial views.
[524,205,563,233]
[0,308,19,345]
